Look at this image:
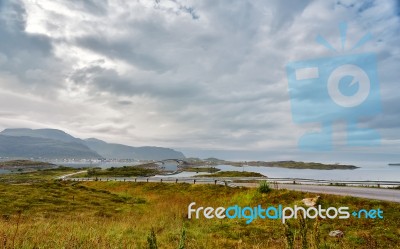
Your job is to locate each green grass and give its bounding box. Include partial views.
[183,167,220,173]
[0,181,398,248]
[197,159,358,170]
[0,166,82,184]
[258,180,271,193]
[195,171,265,177]
[84,165,159,177]
[0,170,398,248]
[0,160,55,167]
[266,161,358,170]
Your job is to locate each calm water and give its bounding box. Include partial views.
[154,171,208,178]
[1,161,399,181]
[158,164,400,181]
[215,164,400,181]
[0,169,10,174]
[54,161,140,168]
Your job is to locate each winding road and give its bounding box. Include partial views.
[59,172,400,203]
[235,182,400,203]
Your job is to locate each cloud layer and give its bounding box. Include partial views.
[0,0,399,160]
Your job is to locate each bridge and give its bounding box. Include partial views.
[152,159,187,165]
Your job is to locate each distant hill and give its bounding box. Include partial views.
[84,138,185,160]
[0,128,185,160]
[1,128,82,143]
[0,134,101,159]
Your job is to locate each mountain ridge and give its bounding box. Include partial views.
[0,128,185,160]
[83,138,185,160]
[1,128,82,143]
[0,134,101,159]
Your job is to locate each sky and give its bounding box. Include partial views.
[0,0,399,162]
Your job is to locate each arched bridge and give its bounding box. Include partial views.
[154,159,187,165]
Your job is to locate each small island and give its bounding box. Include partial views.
[0,160,55,171]
[182,167,220,173]
[195,171,265,178]
[84,165,160,177]
[258,161,359,170]
[183,158,359,170]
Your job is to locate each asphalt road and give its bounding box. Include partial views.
[57,170,86,179]
[235,182,400,203]
[61,173,400,203]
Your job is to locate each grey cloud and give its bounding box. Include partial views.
[117,100,133,105]
[0,0,399,159]
[69,0,109,16]
[68,64,204,99]
[366,97,400,131]
[0,112,20,118]
[0,1,65,96]
[153,0,200,20]
[76,36,170,72]
[267,0,312,33]
[179,6,199,20]
[0,2,52,59]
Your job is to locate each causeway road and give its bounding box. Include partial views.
[60,174,400,203]
[235,182,400,203]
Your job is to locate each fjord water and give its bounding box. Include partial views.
[0,169,10,174]
[156,162,400,181]
[215,164,400,181]
[1,161,399,181]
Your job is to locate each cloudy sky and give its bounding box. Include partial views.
[0,0,399,162]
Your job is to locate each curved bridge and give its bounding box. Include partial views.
[154,159,187,165]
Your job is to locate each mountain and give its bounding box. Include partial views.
[0,134,101,159]
[0,128,185,160]
[1,128,82,143]
[84,138,185,160]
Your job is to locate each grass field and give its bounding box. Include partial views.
[0,160,55,168]
[182,167,220,173]
[223,161,358,170]
[0,166,81,183]
[0,169,398,248]
[86,166,159,177]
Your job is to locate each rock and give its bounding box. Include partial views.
[302,196,320,207]
[329,230,344,238]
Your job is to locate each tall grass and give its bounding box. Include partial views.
[0,181,398,248]
[258,180,271,193]
[177,226,186,249]
[147,228,158,249]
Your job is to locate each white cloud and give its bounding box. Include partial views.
[0,0,399,160]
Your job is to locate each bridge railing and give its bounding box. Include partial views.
[62,176,400,188]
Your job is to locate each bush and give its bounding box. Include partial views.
[178,227,186,249]
[258,180,271,194]
[147,228,158,249]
